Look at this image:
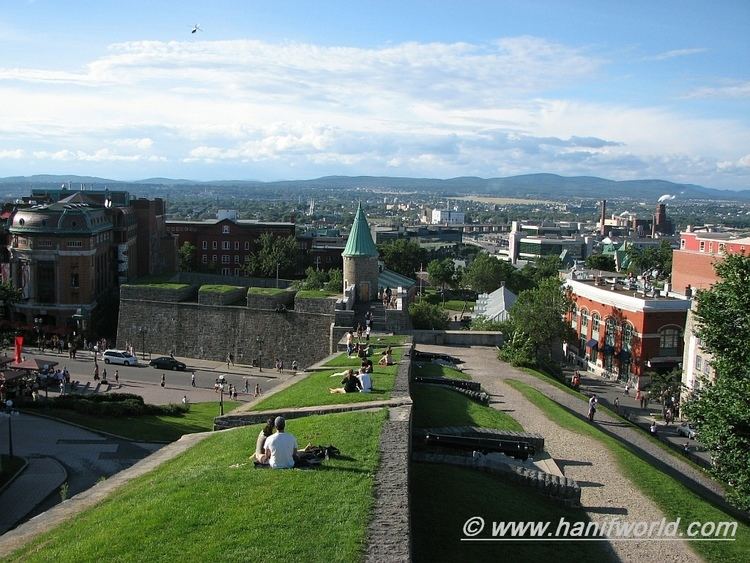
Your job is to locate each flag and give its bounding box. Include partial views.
[14,335,23,364]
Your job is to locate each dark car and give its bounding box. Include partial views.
[149,356,187,371]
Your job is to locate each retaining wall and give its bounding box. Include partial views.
[410,330,503,347]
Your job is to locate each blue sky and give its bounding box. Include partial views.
[1,0,749,188]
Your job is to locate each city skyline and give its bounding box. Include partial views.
[1,1,749,189]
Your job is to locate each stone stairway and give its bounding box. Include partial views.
[353,301,387,331]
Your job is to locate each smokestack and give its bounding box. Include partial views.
[599,199,607,235]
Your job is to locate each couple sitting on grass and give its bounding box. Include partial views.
[254,416,311,469]
[378,346,394,366]
[329,368,372,394]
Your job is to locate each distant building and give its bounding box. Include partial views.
[431,209,465,225]
[507,221,588,265]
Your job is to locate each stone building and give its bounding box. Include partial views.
[342,202,380,303]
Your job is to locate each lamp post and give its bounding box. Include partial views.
[276,262,280,289]
[3,400,17,458]
[138,327,148,360]
[256,336,263,372]
[219,383,224,416]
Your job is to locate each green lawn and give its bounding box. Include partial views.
[32,401,241,442]
[247,287,289,296]
[8,410,386,562]
[198,284,243,293]
[411,385,522,431]
[413,362,470,380]
[253,365,399,411]
[506,379,750,563]
[421,289,475,312]
[411,464,612,563]
[295,289,340,299]
[324,346,406,368]
[132,283,190,290]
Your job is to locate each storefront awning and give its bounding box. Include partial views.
[586,338,598,349]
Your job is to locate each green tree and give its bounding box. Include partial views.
[585,253,617,272]
[470,315,505,331]
[626,240,673,279]
[0,280,22,329]
[177,242,196,272]
[378,239,426,278]
[324,269,343,293]
[426,259,455,291]
[244,234,299,278]
[408,300,449,330]
[462,253,513,293]
[684,253,750,510]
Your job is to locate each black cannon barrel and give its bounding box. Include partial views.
[424,433,535,460]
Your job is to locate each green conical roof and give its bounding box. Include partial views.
[342,202,379,257]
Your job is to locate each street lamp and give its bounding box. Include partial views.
[219,383,224,416]
[256,336,263,372]
[2,399,18,458]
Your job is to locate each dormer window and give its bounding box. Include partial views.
[222,225,230,234]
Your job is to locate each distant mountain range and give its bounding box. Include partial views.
[1,173,749,201]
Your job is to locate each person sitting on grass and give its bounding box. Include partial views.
[329,369,362,394]
[264,416,299,469]
[357,368,372,393]
[378,348,394,366]
[254,417,276,465]
[361,357,373,373]
[380,346,392,356]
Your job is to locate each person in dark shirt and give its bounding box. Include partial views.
[329,369,362,394]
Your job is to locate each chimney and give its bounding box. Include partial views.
[599,200,607,235]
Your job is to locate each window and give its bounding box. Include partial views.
[605,317,616,347]
[222,225,230,234]
[221,255,230,264]
[67,241,83,248]
[221,267,231,275]
[234,255,240,264]
[719,243,725,253]
[695,356,703,372]
[659,327,681,353]
[570,304,577,329]
[591,313,601,339]
[581,309,589,329]
[212,241,218,250]
[244,241,250,250]
[202,255,208,264]
[71,273,79,288]
[245,255,251,262]
[234,268,240,276]
[222,241,230,250]
[38,240,53,248]
[202,241,207,250]
[234,241,240,250]
[699,241,705,252]
[703,361,711,375]
[622,323,634,352]
[212,255,217,262]
[680,238,686,249]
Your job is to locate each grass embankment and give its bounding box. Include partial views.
[295,289,339,299]
[0,455,25,488]
[421,288,475,312]
[413,362,469,380]
[247,287,289,297]
[411,385,522,431]
[34,401,241,442]
[134,283,190,290]
[506,379,750,563]
[8,410,386,562]
[411,464,612,563]
[199,284,243,293]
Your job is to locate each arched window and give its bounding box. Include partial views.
[570,304,578,329]
[591,313,601,339]
[605,317,616,347]
[580,308,589,329]
[659,327,682,354]
[622,323,634,352]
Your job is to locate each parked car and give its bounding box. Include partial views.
[149,356,187,371]
[677,422,698,440]
[102,349,138,366]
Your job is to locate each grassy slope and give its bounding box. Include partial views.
[411,385,522,431]
[411,464,612,563]
[506,379,750,563]
[412,362,469,380]
[9,410,386,562]
[33,402,241,442]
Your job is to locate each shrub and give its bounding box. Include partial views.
[409,300,449,330]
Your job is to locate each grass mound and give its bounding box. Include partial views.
[247,287,289,296]
[411,464,611,562]
[413,362,469,380]
[199,284,244,293]
[506,379,750,563]
[8,410,387,562]
[411,385,522,431]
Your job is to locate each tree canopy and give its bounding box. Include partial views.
[408,300,449,330]
[585,253,617,272]
[426,258,455,290]
[178,242,196,272]
[378,239,426,278]
[626,240,673,279]
[684,253,750,510]
[244,233,299,278]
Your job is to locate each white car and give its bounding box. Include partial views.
[102,349,138,366]
[676,422,698,440]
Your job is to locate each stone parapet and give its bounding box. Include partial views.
[246,290,296,310]
[120,284,197,302]
[197,286,246,306]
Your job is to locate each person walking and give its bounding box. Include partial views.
[254,383,261,397]
[588,394,598,422]
[160,373,166,388]
[114,370,120,387]
[191,373,196,387]
[614,396,620,414]
[244,378,249,394]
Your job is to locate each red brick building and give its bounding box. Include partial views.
[565,272,690,390]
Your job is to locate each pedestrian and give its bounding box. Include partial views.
[59,381,65,395]
[244,379,249,393]
[182,395,188,406]
[254,383,261,397]
[191,373,196,387]
[115,370,119,386]
[94,365,100,381]
[161,373,166,388]
[102,368,108,382]
[650,421,658,435]
[232,387,237,400]
[624,382,631,396]
[226,353,231,368]
[588,394,598,422]
[614,396,620,414]
[291,360,298,372]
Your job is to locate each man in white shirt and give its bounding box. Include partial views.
[357,369,372,393]
[264,416,299,469]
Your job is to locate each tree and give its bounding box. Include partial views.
[684,253,750,510]
[470,315,505,331]
[626,240,673,279]
[462,253,512,293]
[408,301,449,330]
[244,234,299,278]
[297,267,342,293]
[585,254,617,272]
[177,242,196,272]
[427,259,455,291]
[378,239,426,278]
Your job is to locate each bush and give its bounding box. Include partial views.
[409,300,449,330]
[19,393,186,417]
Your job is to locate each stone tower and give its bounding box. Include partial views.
[342,202,379,302]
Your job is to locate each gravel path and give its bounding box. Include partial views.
[418,345,701,562]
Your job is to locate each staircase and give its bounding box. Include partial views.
[353,301,387,332]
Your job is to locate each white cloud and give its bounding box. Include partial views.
[687,81,750,99]
[643,48,707,61]
[0,149,25,159]
[32,148,165,162]
[112,137,154,150]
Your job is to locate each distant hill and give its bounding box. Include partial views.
[0,173,748,201]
